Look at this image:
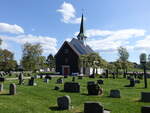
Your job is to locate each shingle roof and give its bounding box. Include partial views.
[69,38,94,55]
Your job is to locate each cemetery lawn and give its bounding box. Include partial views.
[0,77,150,113]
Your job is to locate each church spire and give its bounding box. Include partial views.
[79,14,84,35]
[77,14,87,44]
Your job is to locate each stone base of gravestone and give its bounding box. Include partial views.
[110,89,121,98]
[9,83,16,95]
[64,82,80,93]
[84,102,111,113]
[141,92,150,102]
[97,80,104,85]
[0,83,3,92]
[141,106,150,113]
[57,95,71,110]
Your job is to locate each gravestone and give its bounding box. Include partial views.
[56,78,63,84]
[87,81,95,85]
[125,78,135,87]
[97,80,104,85]
[0,83,3,92]
[18,73,24,85]
[28,77,37,86]
[64,82,80,93]
[72,76,76,82]
[141,106,150,113]
[110,89,121,98]
[135,80,140,84]
[141,92,150,102]
[44,78,49,83]
[9,83,16,95]
[78,76,83,79]
[57,95,71,110]
[54,86,60,90]
[84,102,110,113]
[0,77,5,82]
[45,75,52,80]
[87,82,103,95]
[64,76,68,78]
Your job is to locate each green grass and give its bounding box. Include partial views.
[0,77,150,113]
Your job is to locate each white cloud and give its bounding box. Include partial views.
[84,29,146,52]
[0,34,57,55]
[57,2,82,24]
[134,35,150,51]
[0,23,24,34]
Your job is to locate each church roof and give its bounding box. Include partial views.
[69,38,94,55]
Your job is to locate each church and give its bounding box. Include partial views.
[55,14,95,75]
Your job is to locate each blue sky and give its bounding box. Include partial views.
[0,0,150,63]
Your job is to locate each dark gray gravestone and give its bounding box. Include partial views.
[78,76,83,79]
[54,86,60,90]
[130,78,135,87]
[110,89,121,98]
[72,76,76,82]
[0,77,5,82]
[135,80,140,84]
[97,80,104,85]
[56,78,63,84]
[57,95,71,110]
[141,92,150,102]
[87,81,95,85]
[64,82,80,93]
[84,102,104,113]
[9,83,16,95]
[44,78,49,83]
[87,83,103,95]
[28,77,37,86]
[18,73,24,85]
[0,83,3,92]
[141,106,150,113]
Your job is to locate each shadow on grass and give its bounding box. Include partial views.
[49,106,68,111]
[49,106,61,111]
[0,93,10,96]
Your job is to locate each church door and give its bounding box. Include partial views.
[62,65,70,75]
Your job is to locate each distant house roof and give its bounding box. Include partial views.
[69,38,94,55]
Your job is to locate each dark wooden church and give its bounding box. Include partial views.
[55,14,94,75]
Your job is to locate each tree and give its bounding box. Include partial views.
[117,46,129,78]
[21,43,44,71]
[0,49,17,71]
[46,54,55,71]
[79,52,106,76]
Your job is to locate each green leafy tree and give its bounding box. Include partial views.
[21,43,44,71]
[46,54,55,71]
[118,46,129,78]
[0,49,17,71]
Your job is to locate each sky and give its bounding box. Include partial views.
[0,0,150,63]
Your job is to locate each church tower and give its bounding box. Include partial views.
[77,14,87,45]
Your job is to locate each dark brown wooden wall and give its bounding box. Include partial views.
[55,42,80,75]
